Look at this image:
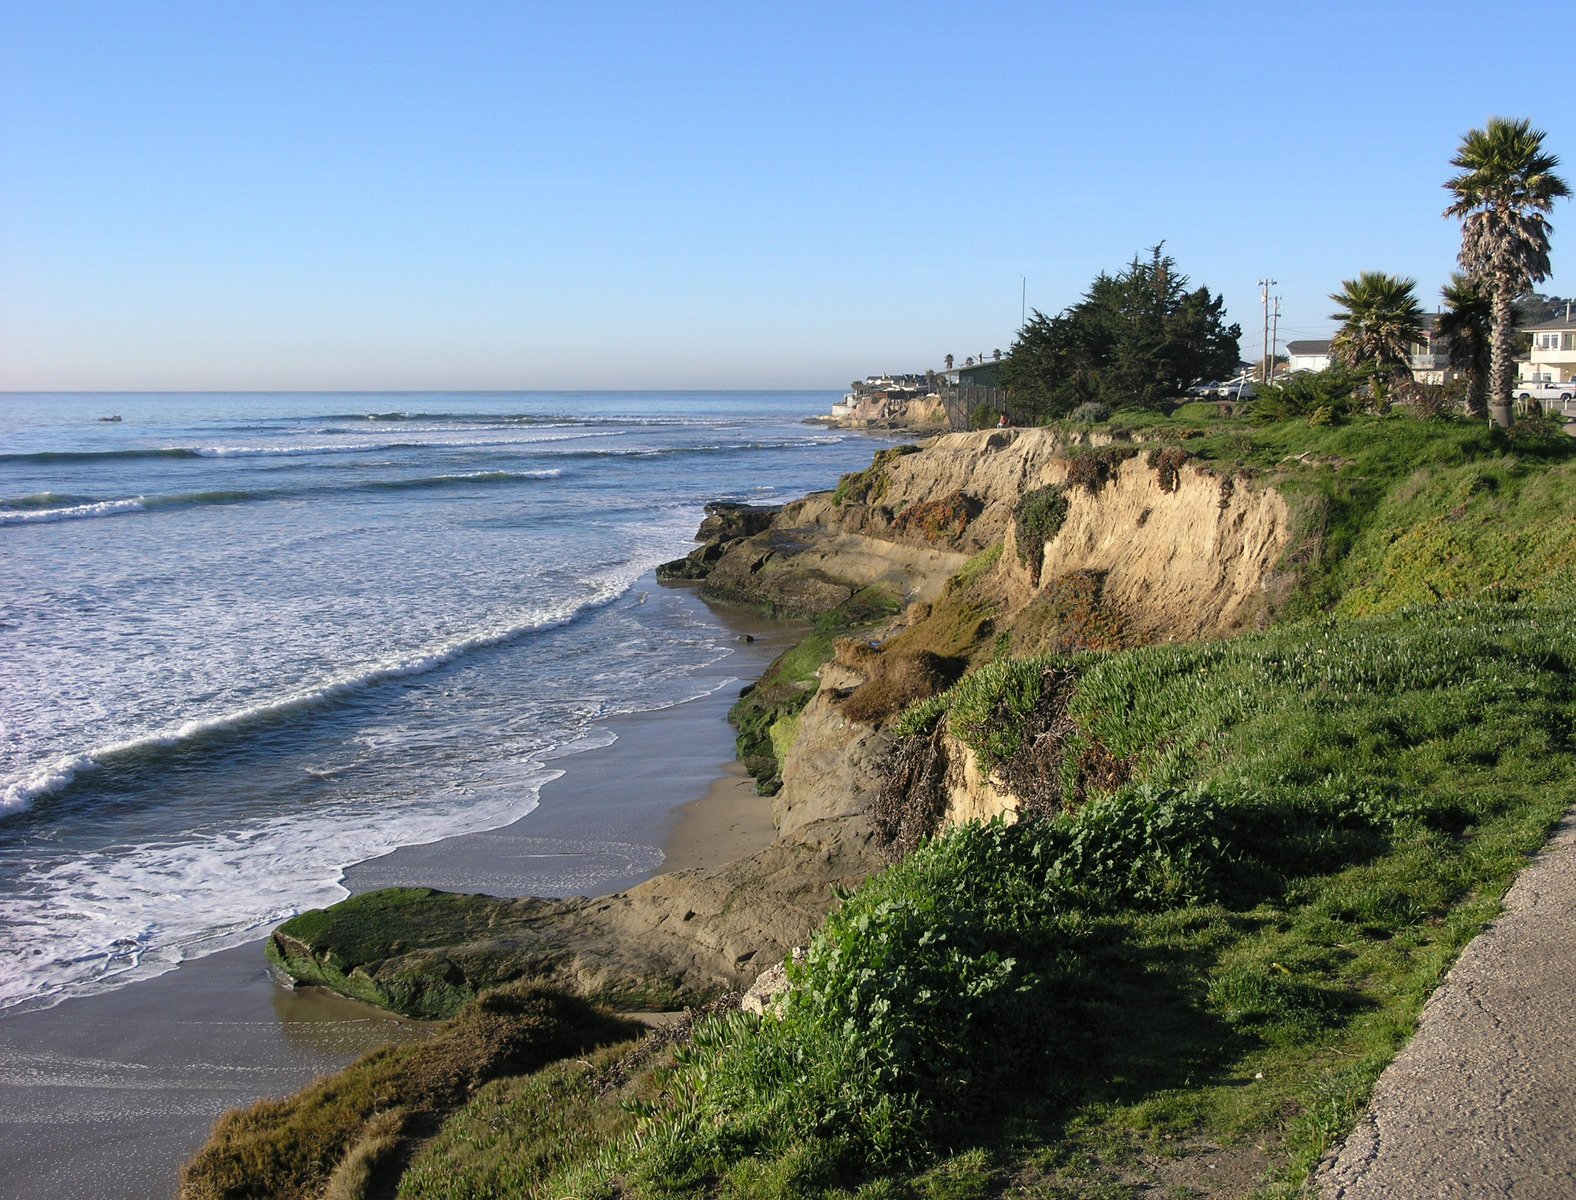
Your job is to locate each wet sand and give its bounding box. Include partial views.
[0,586,800,1200]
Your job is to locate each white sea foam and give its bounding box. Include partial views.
[0,470,562,530]
[0,498,147,525]
[0,575,630,814]
[0,765,564,1010]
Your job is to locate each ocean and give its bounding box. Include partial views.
[0,391,883,1014]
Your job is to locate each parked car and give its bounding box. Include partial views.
[1514,381,1575,403]
[1187,380,1222,397]
[1216,379,1258,400]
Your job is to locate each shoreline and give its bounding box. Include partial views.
[0,579,803,1200]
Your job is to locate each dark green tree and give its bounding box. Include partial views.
[1436,272,1497,418]
[999,246,1240,419]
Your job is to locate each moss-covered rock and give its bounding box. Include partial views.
[178,984,640,1200]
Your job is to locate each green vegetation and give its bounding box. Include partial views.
[999,246,1241,418]
[269,889,515,1018]
[730,585,902,792]
[402,595,1574,1199]
[178,985,639,1200]
[832,444,921,507]
[1012,486,1068,578]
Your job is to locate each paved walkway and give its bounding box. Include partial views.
[1316,807,1576,1199]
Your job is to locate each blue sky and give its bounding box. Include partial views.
[2,1,1571,391]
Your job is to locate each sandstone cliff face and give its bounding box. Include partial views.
[769,429,1292,834]
[1005,452,1291,642]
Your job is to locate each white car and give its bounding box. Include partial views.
[1513,382,1575,403]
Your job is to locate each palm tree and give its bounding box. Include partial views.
[1436,273,1497,418]
[944,353,954,371]
[1444,118,1570,426]
[1329,272,1425,380]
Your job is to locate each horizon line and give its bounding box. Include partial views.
[0,386,849,396]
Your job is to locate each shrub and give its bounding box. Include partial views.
[1013,486,1069,580]
[945,657,1063,769]
[1043,782,1226,909]
[1252,366,1360,421]
[1145,445,1190,493]
[1064,445,1138,494]
[893,490,977,542]
[1025,569,1127,654]
[968,406,1004,430]
[1070,401,1112,424]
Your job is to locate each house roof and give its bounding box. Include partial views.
[1525,315,1576,331]
[1286,339,1332,356]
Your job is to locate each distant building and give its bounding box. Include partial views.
[1519,314,1576,386]
[829,372,938,423]
[1408,315,1450,385]
[940,361,1003,388]
[1284,341,1334,374]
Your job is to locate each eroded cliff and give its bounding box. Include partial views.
[270,427,1294,1017]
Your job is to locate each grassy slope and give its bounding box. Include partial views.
[407,597,1567,1200]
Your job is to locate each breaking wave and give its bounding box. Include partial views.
[0,471,561,527]
[0,570,631,816]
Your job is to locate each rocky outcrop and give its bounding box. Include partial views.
[271,768,886,1019]
[656,501,782,582]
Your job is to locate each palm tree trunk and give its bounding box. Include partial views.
[1488,283,1515,428]
[1466,361,1488,419]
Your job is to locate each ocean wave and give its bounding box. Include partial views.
[311,411,727,429]
[0,472,562,527]
[0,497,151,525]
[0,491,99,510]
[361,469,560,491]
[0,574,630,815]
[552,435,844,461]
[0,447,204,464]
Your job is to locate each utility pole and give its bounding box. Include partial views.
[1020,276,1026,329]
[1258,278,1276,383]
[1269,295,1281,386]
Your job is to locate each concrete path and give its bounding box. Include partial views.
[1316,807,1576,1199]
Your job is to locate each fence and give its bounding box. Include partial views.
[941,384,1024,430]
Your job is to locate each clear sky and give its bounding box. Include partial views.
[2,1,1572,391]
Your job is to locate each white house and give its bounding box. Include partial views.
[1407,315,1450,385]
[1519,315,1576,386]
[1284,340,1332,373]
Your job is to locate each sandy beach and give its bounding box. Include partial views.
[0,585,801,1200]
